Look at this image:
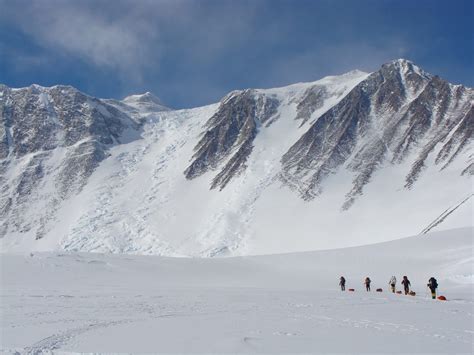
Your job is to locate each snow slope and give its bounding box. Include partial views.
[0,60,472,256]
[1,227,472,353]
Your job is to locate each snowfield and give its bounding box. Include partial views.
[1,227,473,354]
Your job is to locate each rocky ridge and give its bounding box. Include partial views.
[0,59,472,255]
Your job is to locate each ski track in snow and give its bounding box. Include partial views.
[23,320,130,355]
[4,291,472,353]
[2,228,473,354]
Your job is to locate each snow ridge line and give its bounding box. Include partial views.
[420,194,473,235]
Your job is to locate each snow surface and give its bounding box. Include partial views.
[122,92,170,113]
[1,227,473,353]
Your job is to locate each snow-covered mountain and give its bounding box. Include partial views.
[1,59,472,256]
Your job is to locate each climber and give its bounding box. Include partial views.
[364,277,371,291]
[401,276,411,295]
[427,277,438,299]
[388,275,397,293]
[339,276,346,291]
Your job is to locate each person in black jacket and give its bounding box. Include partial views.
[401,276,411,295]
[339,276,346,291]
[364,277,371,291]
[427,277,438,299]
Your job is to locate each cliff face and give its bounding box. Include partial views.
[280,60,472,208]
[0,60,472,256]
[184,89,279,189]
[0,84,140,239]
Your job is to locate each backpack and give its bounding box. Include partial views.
[429,278,438,289]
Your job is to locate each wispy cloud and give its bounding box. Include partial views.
[0,0,261,85]
[1,0,471,107]
[1,0,163,83]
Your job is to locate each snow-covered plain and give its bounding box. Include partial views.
[1,227,472,354]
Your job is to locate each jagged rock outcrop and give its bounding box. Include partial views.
[295,85,328,125]
[184,89,279,189]
[280,60,473,208]
[0,84,140,239]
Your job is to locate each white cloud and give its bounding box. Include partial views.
[2,1,161,82]
[37,12,148,68]
[1,0,262,84]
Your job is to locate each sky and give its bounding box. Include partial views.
[0,0,472,108]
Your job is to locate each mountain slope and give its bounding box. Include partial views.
[0,60,472,256]
[0,84,142,240]
[281,60,472,208]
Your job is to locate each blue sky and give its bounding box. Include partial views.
[0,0,472,108]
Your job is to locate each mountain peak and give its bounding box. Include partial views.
[380,58,432,84]
[122,91,170,112]
[383,58,423,72]
[342,69,368,76]
[123,92,164,105]
[393,58,414,65]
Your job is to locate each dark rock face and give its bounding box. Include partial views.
[182,59,471,207]
[0,84,139,239]
[280,60,473,208]
[391,78,472,188]
[295,86,328,125]
[436,105,473,170]
[282,83,372,199]
[280,65,395,201]
[184,89,279,189]
[0,85,133,157]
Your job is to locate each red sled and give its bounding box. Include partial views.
[409,291,416,296]
[396,291,402,294]
[348,288,355,292]
[437,295,447,301]
[376,288,383,292]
